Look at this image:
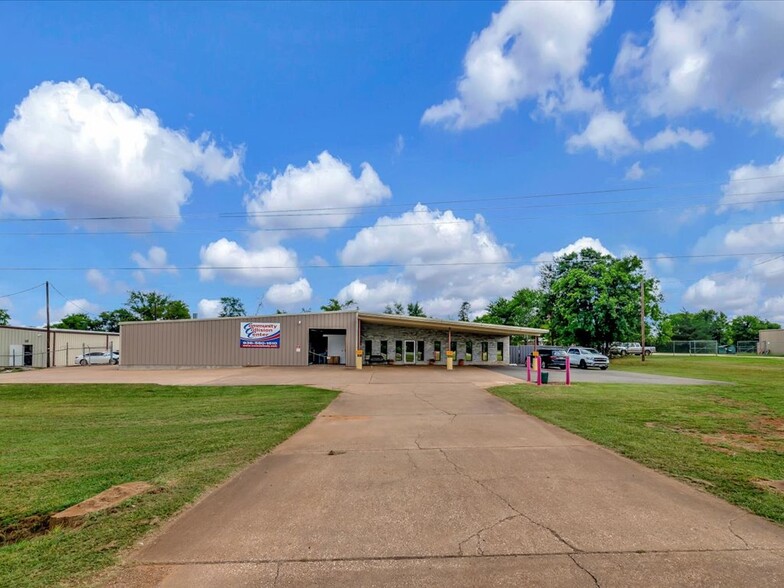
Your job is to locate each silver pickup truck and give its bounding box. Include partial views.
[611,342,655,356]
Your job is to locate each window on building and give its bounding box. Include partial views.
[380,340,388,357]
[364,339,372,358]
[481,342,489,361]
[496,341,503,361]
[465,341,473,361]
[434,341,441,361]
[451,340,457,355]
[395,340,403,362]
[417,340,425,362]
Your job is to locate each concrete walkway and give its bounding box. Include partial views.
[84,367,784,586]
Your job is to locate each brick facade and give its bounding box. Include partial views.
[360,323,509,365]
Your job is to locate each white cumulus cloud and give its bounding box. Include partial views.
[263,278,313,308]
[86,269,111,294]
[0,79,242,229]
[245,151,391,238]
[613,1,784,135]
[199,238,299,286]
[336,279,413,312]
[565,110,639,159]
[534,236,613,263]
[719,155,784,212]
[625,161,645,181]
[643,126,711,152]
[683,275,762,315]
[197,299,222,319]
[422,0,613,130]
[724,215,784,252]
[39,298,100,324]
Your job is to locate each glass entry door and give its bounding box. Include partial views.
[404,340,416,363]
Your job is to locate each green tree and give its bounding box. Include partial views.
[96,308,136,332]
[52,313,101,331]
[320,298,355,311]
[458,301,471,322]
[0,308,9,326]
[668,309,731,343]
[125,291,191,321]
[219,296,246,317]
[384,302,405,315]
[540,248,663,350]
[407,302,426,317]
[729,314,780,343]
[475,289,544,344]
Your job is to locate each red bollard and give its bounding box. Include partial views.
[537,357,542,386]
[526,355,531,382]
[566,356,571,386]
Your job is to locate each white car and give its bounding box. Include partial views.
[75,351,119,366]
[566,347,609,370]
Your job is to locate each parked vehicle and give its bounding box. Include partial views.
[528,347,564,369]
[625,342,655,356]
[547,349,569,370]
[609,342,655,356]
[609,342,629,357]
[75,351,119,366]
[566,347,610,370]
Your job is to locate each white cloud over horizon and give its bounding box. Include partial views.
[244,151,391,239]
[263,278,313,309]
[199,238,300,286]
[421,0,613,130]
[0,78,242,229]
[613,1,784,136]
[197,298,222,319]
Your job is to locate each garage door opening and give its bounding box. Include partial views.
[309,329,347,365]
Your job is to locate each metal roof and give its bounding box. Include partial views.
[357,312,548,337]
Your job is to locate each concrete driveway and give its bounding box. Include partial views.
[484,364,724,385]
[75,365,784,587]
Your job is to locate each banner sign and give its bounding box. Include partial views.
[240,322,281,348]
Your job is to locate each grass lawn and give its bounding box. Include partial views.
[0,383,338,588]
[492,355,784,525]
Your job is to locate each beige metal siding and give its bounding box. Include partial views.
[0,326,119,368]
[760,329,784,355]
[121,312,359,368]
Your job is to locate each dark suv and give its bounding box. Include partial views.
[529,347,565,369]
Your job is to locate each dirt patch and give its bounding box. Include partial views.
[754,480,784,494]
[0,514,51,546]
[699,433,769,453]
[50,482,154,528]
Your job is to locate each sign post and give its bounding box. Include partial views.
[240,323,281,348]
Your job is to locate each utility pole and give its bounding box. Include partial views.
[45,280,51,368]
[640,279,645,363]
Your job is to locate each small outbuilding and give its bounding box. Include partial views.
[0,325,120,368]
[120,310,547,369]
[759,329,784,355]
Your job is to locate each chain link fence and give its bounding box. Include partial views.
[2,344,118,368]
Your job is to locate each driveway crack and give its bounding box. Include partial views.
[568,554,600,587]
[438,448,579,554]
[728,516,751,549]
[412,391,455,416]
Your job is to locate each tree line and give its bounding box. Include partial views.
[4,248,779,346]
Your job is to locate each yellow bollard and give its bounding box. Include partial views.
[446,350,454,370]
[356,349,363,370]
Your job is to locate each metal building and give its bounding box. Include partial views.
[0,325,120,368]
[120,310,547,368]
[759,329,784,355]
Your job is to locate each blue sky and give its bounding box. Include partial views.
[1,1,784,326]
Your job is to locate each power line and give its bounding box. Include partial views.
[0,251,783,273]
[3,192,784,237]
[1,172,783,224]
[48,283,96,316]
[0,282,46,299]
